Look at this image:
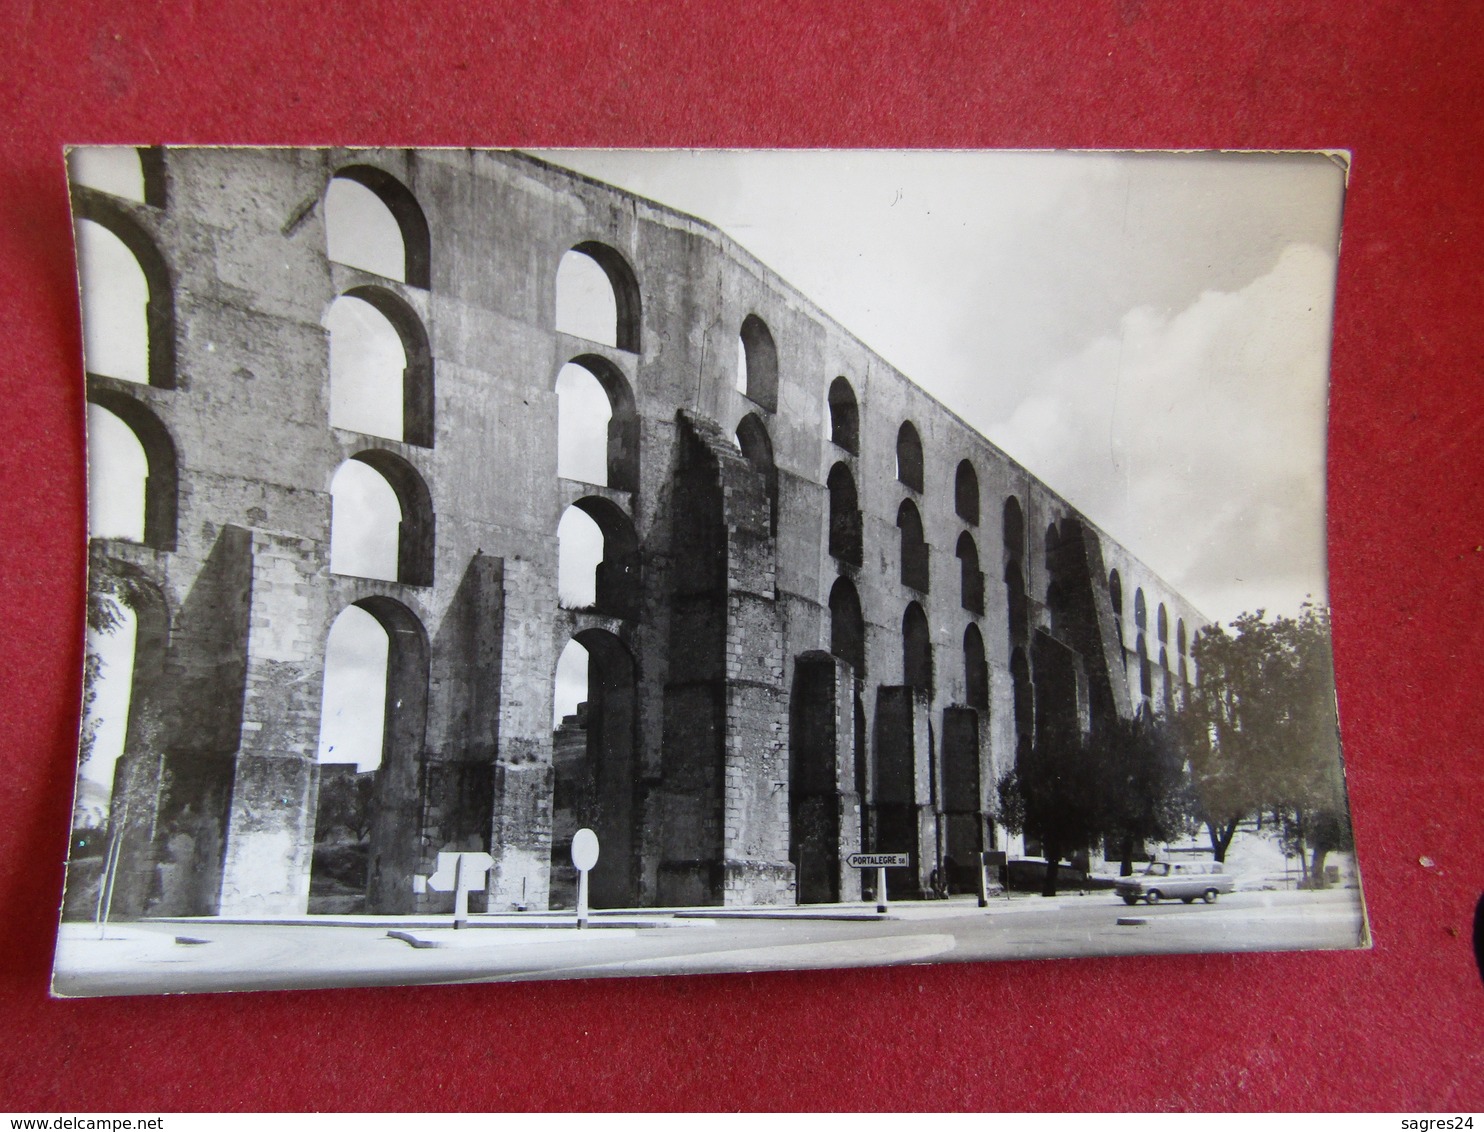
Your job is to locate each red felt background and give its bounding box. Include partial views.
[1,0,1480,1112]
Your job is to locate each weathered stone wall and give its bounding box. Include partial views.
[76,147,1208,918]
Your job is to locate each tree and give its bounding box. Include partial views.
[1092,708,1190,876]
[78,547,152,768]
[1182,603,1351,882]
[995,734,1102,897]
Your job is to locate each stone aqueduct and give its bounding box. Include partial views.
[72,147,1206,918]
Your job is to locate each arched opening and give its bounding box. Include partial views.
[1003,495,1025,566]
[955,460,980,525]
[71,194,174,388]
[327,165,431,288]
[555,242,641,352]
[1158,603,1169,644]
[327,287,434,448]
[75,218,149,385]
[737,314,779,411]
[897,499,929,592]
[736,412,778,535]
[310,605,388,914]
[315,595,429,915]
[829,576,866,680]
[903,601,932,693]
[790,650,854,904]
[558,498,640,618]
[69,147,146,204]
[86,390,178,551]
[896,421,924,492]
[330,452,434,586]
[550,630,637,908]
[827,462,862,565]
[86,404,147,542]
[65,565,172,921]
[1134,588,1148,631]
[1011,646,1034,749]
[1005,560,1029,643]
[76,602,139,834]
[956,531,983,615]
[828,377,859,454]
[1178,618,1188,656]
[556,355,638,491]
[964,624,989,710]
[1138,633,1153,703]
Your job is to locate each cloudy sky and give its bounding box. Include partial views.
[531,149,1346,626]
[75,148,1346,792]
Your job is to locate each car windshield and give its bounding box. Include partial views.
[1143,862,1170,876]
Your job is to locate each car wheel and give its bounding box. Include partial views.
[1145,890,1161,905]
[1203,888,1219,904]
[1122,895,1138,906]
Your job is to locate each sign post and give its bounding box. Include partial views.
[571,828,600,929]
[845,852,910,914]
[426,851,494,929]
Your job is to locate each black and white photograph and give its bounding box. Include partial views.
[54,146,1365,996]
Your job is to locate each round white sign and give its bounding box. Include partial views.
[571,827,600,872]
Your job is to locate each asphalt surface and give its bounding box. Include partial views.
[51,888,1367,998]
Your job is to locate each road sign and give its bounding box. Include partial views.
[571,828,600,872]
[425,851,494,929]
[846,853,909,869]
[571,828,599,928]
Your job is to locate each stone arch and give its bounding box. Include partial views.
[82,564,174,918]
[352,595,431,915]
[831,575,866,682]
[829,576,866,680]
[555,242,642,352]
[1158,602,1169,644]
[68,146,166,207]
[828,377,859,453]
[553,628,638,908]
[964,623,989,710]
[1011,646,1033,743]
[897,499,929,592]
[736,412,778,534]
[556,354,639,492]
[896,421,924,492]
[737,314,778,411]
[560,497,641,619]
[331,451,434,586]
[955,460,980,525]
[1178,618,1188,656]
[956,531,983,615]
[789,650,851,904]
[827,462,862,565]
[86,388,178,551]
[1138,632,1152,703]
[1005,560,1029,644]
[330,285,434,448]
[1134,587,1148,631]
[310,604,388,913]
[329,165,431,288]
[71,192,175,388]
[903,600,932,693]
[1003,495,1025,565]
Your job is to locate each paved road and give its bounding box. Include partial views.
[52,888,1367,997]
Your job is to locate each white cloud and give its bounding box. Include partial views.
[991,242,1336,623]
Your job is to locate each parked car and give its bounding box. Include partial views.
[1114,859,1235,905]
[1002,857,1119,893]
